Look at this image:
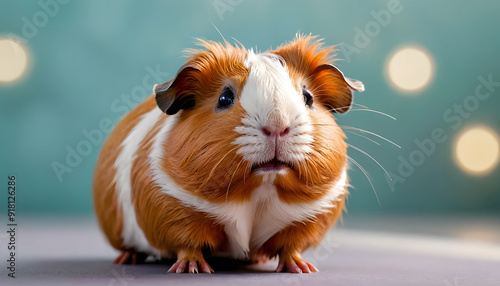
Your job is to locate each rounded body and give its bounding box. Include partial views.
[93,35,363,273]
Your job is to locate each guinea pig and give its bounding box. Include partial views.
[93,34,364,274]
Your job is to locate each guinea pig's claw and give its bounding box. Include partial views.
[276,256,319,273]
[113,251,147,265]
[113,251,132,264]
[199,261,214,273]
[168,260,214,274]
[188,260,198,274]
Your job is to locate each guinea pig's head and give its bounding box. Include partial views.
[154,35,364,204]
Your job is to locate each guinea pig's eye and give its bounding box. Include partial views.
[217,87,235,109]
[302,88,314,108]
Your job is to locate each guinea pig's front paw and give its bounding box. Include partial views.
[276,253,319,274]
[167,249,214,274]
[112,251,148,264]
[167,260,213,274]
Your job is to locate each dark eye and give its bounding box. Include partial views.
[217,87,235,110]
[302,88,314,108]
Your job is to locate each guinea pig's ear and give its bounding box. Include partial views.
[154,65,199,115]
[312,64,364,113]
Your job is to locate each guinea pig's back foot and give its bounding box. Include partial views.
[167,249,214,274]
[167,260,214,274]
[112,251,148,265]
[276,253,319,274]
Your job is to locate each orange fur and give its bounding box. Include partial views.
[255,192,347,261]
[93,96,158,250]
[131,118,228,255]
[93,35,360,272]
[273,34,355,113]
[270,36,349,204]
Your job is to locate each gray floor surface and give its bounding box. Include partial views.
[0,215,499,286]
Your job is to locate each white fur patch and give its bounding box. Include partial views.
[248,167,347,251]
[150,112,346,259]
[151,143,347,259]
[234,51,314,166]
[114,107,162,256]
[148,51,346,259]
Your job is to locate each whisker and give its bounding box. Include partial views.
[304,73,317,82]
[305,161,310,186]
[316,106,352,115]
[295,161,302,180]
[347,143,392,181]
[310,123,400,149]
[231,37,244,49]
[315,103,397,124]
[348,109,396,120]
[347,156,381,206]
[202,145,240,189]
[322,144,382,206]
[309,159,322,185]
[345,131,381,145]
[226,158,245,203]
[309,82,329,93]
[299,160,310,186]
[310,88,330,95]
[339,126,401,149]
[211,23,227,43]
[310,123,336,127]
[352,103,370,108]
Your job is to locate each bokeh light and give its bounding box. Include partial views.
[0,38,29,83]
[386,46,434,93]
[454,126,500,175]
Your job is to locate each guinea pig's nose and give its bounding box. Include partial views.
[261,126,290,138]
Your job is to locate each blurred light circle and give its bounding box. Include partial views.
[0,38,29,83]
[454,126,500,175]
[386,46,434,93]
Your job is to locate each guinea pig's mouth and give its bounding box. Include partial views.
[251,158,293,173]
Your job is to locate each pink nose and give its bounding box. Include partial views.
[261,126,290,138]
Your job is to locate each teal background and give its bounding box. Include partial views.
[0,0,499,215]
